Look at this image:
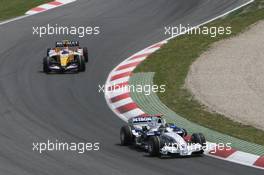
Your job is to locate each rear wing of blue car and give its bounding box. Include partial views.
[128,115,165,125]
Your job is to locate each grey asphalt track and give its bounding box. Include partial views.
[0,0,263,174]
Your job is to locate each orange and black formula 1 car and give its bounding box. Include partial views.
[43,40,88,73]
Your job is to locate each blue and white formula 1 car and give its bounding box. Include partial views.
[120,115,206,157]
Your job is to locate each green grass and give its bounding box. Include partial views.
[135,0,264,145]
[0,0,52,21]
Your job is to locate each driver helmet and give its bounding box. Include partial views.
[142,125,150,131]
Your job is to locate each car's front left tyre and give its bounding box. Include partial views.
[77,56,86,72]
[191,133,206,154]
[191,133,206,146]
[83,47,88,62]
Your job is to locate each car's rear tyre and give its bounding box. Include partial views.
[120,125,133,146]
[77,56,86,72]
[83,47,88,62]
[47,48,51,56]
[148,136,161,157]
[191,133,206,154]
[43,57,51,73]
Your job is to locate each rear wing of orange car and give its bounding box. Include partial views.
[55,40,79,47]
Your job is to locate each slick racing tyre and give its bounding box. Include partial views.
[191,133,206,154]
[43,57,51,73]
[83,47,88,62]
[148,136,161,157]
[77,56,86,72]
[120,125,133,146]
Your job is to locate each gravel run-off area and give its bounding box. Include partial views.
[186,20,264,131]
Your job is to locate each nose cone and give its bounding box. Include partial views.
[60,56,68,66]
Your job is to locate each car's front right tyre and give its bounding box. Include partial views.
[46,48,51,56]
[43,57,51,73]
